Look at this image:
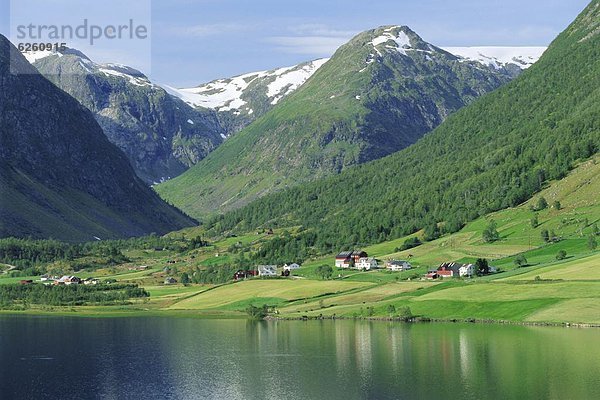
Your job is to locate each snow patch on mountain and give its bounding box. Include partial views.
[22,50,62,64]
[443,47,547,69]
[370,27,417,56]
[167,58,329,111]
[371,30,412,55]
[173,71,266,111]
[98,64,153,87]
[267,58,328,105]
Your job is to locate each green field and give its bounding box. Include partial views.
[500,252,600,281]
[168,279,372,310]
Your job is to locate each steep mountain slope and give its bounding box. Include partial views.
[0,35,196,241]
[158,26,520,218]
[202,0,600,256]
[27,50,224,184]
[166,59,328,136]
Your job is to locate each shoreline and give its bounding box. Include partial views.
[1,309,598,328]
[266,315,600,328]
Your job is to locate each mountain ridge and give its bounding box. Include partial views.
[26,49,224,184]
[0,35,196,241]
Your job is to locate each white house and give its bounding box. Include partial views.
[258,265,278,277]
[55,276,81,285]
[283,263,301,271]
[357,257,378,270]
[386,260,412,272]
[458,264,475,277]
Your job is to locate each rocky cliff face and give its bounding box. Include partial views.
[0,35,196,241]
[28,50,224,184]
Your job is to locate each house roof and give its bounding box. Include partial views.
[438,262,465,274]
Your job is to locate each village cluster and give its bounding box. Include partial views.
[18,275,104,285]
[17,250,496,288]
[230,249,496,282]
[334,250,497,279]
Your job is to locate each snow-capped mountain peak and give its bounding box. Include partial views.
[22,48,155,87]
[443,46,547,69]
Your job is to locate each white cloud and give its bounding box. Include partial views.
[267,24,356,55]
[267,36,350,55]
[166,23,247,38]
[288,24,357,38]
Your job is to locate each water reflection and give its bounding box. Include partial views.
[1,317,599,400]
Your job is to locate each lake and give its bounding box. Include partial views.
[1,316,598,399]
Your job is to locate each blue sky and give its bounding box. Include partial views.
[0,0,591,87]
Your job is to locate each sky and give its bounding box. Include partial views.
[0,0,592,87]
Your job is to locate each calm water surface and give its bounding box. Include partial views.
[0,316,598,399]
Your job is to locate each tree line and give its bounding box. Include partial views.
[0,283,149,309]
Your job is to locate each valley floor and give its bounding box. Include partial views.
[2,156,599,325]
[2,251,599,326]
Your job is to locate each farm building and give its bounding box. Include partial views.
[357,257,378,270]
[435,262,475,278]
[335,251,368,269]
[257,265,278,277]
[54,276,81,285]
[283,263,301,271]
[233,270,258,280]
[386,260,412,271]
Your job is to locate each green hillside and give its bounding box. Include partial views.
[201,0,600,259]
[157,26,514,218]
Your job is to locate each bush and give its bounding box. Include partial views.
[315,265,333,280]
[514,255,528,267]
[536,197,548,211]
[556,250,567,260]
[398,237,422,251]
[530,214,539,228]
[482,220,500,243]
[541,229,550,243]
[588,235,598,250]
[398,306,413,319]
[245,304,268,320]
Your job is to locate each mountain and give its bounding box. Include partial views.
[0,35,196,241]
[168,47,544,137]
[201,0,600,258]
[443,46,546,76]
[157,26,524,218]
[165,59,329,137]
[26,50,224,184]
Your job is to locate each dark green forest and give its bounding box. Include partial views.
[0,235,208,274]
[0,283,148,309]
